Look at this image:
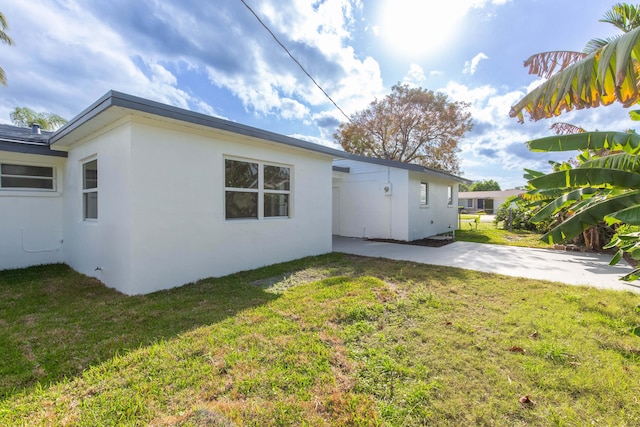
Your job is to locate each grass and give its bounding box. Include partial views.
[456,221,552,249]
[2,256,640,425]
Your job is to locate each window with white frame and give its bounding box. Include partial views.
[447,185,453,206]
[466,198,473,208]
[0,163,55,190]
[225,158,290,220]
[420,182,429,205]
[82,159,98,220]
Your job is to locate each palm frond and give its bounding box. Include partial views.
[511,26,640,122]
[523,51,588,78]
[600,3,640,33]
[584,37,613,54]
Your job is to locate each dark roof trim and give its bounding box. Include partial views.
[0,139,67,158]
[332,165,350,173]
[343,153,471,184]
[50,91,347,159]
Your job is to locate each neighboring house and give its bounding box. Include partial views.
[332,155,470,241]
[0,91,344,295]
[458,189,522,214]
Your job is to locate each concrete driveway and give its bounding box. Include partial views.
[333,236,640,293]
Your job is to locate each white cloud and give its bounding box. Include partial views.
[463,53,489,75]
[402,64,426,87]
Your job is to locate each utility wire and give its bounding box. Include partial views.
[239,0,352,123]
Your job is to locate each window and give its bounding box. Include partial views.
[466,199,473,208]
[82,159,98,220]
[420,182,429,205]
[447,186,453,206]
[0,163,55,190]
[225,158,290,220]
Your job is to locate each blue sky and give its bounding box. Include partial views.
[0,0,636,188]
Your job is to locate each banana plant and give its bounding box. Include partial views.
[524,132,640,279]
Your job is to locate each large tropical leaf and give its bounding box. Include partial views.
[529,168,640,190]
[608,204,640,224]
[510,26,640,122]
[541,190,640,243]
[527,131,640,153]
[529,188,597,223]
[581,152,640,171]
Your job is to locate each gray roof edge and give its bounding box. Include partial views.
[49,91,115,145]
[340,153,471,184]
[0,140,68,157]
[51,91,348,159]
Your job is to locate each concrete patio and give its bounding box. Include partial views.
[333,236,640,293]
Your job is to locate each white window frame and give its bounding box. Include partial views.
[447,185,454,206]
[420,182,429,206]
[0,162,55,191]
[224,157,292,220]
[82,158,98,221]
[466,198,474,208]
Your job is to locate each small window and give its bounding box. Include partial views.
[0,163,55,190]
[83,159,98,220]
[225,158,291,220]
[447,186,453,206]
[420,182,429,205]
[466,199,473,208]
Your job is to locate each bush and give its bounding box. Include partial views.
[494,198,550,232]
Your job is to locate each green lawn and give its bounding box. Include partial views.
[456,220,552,249]
[2,256,640,425]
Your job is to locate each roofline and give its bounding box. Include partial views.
[0,139,67,157]
[50,91,347,158]
[340,153,471,184]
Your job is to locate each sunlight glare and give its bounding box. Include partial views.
[378,0,466,59]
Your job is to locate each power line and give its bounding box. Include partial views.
[239,0,352,123]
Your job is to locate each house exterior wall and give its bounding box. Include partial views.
[332,159,462,242]
[407,172,458,240]
[61,120,134,291]
[123,118,333,294]
[0,152,66,269]
[332,159,409,240]
[57,116,333,294]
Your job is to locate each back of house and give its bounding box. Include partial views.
[0,91,342,294]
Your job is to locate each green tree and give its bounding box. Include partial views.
[470,179,501,191]
[0,11,15,86]
[334,83,473,174]
[10,107,67,131]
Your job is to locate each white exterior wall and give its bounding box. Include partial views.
[60,116,332,295]
[332,159,409,240]
[127,118,332,294]
[61,120,134,290]
[407,172,459,240]
[0,152,66,269]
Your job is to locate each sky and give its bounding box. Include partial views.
[0,0,637,189]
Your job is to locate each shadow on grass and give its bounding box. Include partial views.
[0,262,287,400]
[0,252,523,401]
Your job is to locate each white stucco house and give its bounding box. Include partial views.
[458,189,523,214]
[332,155,471,241]
[0,91,344,295]
[1,91,470,294]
